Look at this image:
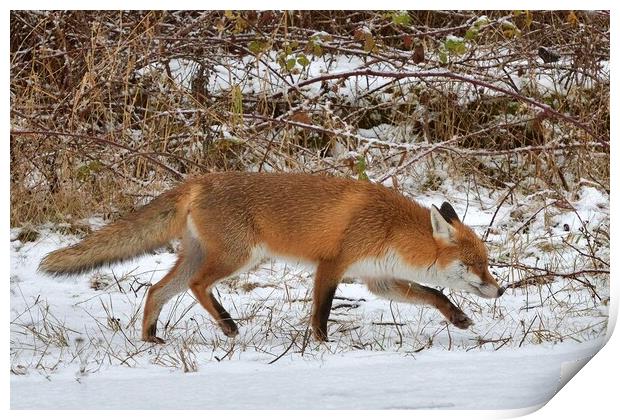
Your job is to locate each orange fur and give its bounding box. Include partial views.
[39,172,502,343]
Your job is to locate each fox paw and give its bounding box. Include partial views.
[312,328,329,342]
[450,311,474,329]
[220,321,239,338]
[143,336,166,345]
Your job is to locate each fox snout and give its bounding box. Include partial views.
[478,272,504,299]
[486,283,505,298]
[486,270,505,298]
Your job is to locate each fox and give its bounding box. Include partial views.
[39,171,504,344]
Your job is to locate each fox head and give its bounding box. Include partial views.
[430,202,504,299]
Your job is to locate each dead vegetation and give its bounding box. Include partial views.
[10,11,609,225]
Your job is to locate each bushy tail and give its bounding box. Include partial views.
[39,187,188,276]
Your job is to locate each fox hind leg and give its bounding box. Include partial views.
[190,282,239,337]
[142,235,204,344]
[188,249,253,338]
[142,261,181,344]
[142,256,199,343]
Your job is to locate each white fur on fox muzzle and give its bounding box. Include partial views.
[438,261,502,298]
[470,282,503,299]
[462,269,502,298]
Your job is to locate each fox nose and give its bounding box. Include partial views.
[497,286,505,297]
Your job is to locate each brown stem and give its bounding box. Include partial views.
[11,129,185,179]
[270,69,608,148]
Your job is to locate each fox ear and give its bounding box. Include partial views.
[439,202,460,224]
[431,204,457,242]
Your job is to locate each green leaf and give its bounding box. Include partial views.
[444,37,467,55]
[285,58,297,71]
[439,50,448,64]
[473,16,490,27]
[248,40,267,54]
[276,51,286,68]
[465,28,478,40]
[296,54,310,67]
[501,21,522,38]
[306,38,324,57]
[355,156,369,181]
[465,16,489,41]
[391,11,411,26]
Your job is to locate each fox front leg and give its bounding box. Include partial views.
[365,278,473,329]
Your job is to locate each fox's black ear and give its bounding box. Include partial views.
[430,204,456,242]
[439,202,460,224]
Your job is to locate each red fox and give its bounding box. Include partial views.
[39,172,504,343]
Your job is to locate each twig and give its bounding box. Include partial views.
[268,331,300,364]
[519,315,538,347]
[269,69,608,147]
[11,129,184,180]
[483,177,523,241]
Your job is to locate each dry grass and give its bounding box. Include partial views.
[10,247,609,374]
[10,10,609,225]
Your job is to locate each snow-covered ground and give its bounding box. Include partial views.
[10,338,603,410]
[10,182,609,410]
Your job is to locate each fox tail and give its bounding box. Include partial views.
[39,187,188,276]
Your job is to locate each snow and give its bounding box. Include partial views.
[10,181,609,410]
[446,35,465,42]
[11,339,603,410]
[575,186,607,211]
